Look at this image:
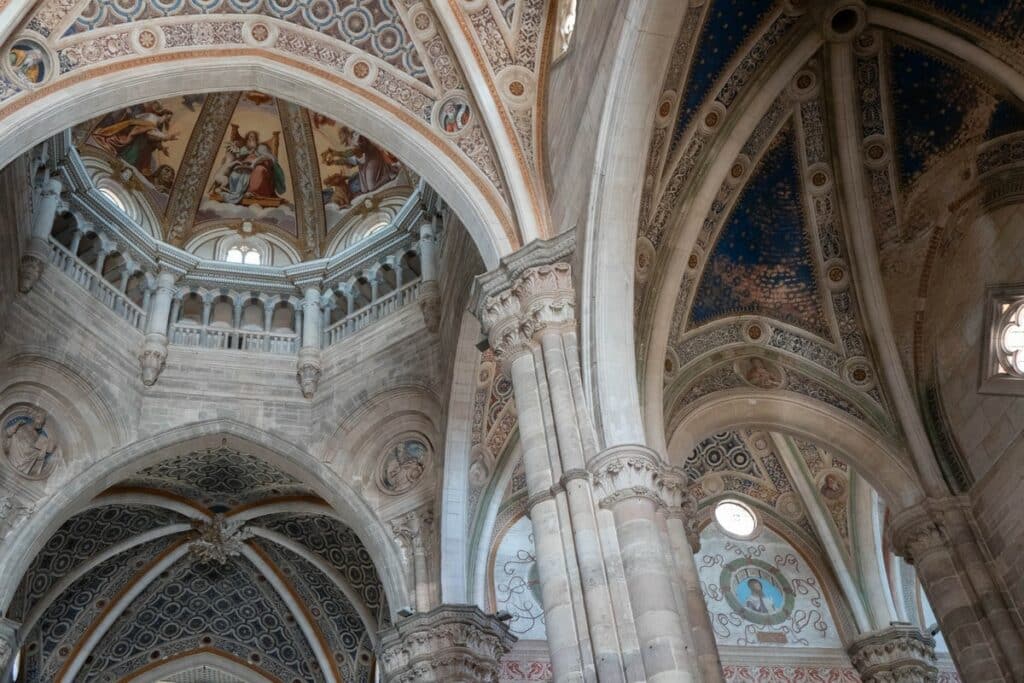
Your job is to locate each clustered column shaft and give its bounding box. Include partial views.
[138,268,177,386]
[296,284,322,399]
[474,254,709,683]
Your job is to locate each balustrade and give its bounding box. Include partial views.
[170,323,300,354]
[47,238,146,330]
[324,280,420,346]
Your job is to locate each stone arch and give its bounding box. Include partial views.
[0,57,516,268]
[667,391,925,511]
[0,418,413,619]
[123,649,278,683]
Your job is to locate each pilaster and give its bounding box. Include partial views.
[376,605,515,683]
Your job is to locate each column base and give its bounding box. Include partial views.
[848,623,938,683]
[376,605,516,683]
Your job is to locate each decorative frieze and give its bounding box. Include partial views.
[376,605,516,683]
[848,623,938,683]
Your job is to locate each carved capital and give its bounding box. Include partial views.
[848,623,938,682]
[376,605,516,683]
[139,334,169,386]
[590,445,673,510]
[390,508,435,560]
[889,505,948,566]
[296,347,322,399]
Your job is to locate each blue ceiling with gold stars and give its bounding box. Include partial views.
[690,122,829,339]
[887,39,1024,190]
[672,0,778,151]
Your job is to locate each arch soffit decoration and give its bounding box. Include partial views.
[123,648,279,683]
[582,1,1024,463]
[0,0,563,268]
[0,418,413,619]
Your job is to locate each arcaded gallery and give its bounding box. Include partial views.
[0,0,1022,681]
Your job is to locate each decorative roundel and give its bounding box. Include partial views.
[347,58,376,82]
[862,135,890,170]
[743,320,767,343]
[655,91,676,126]
[246,21,273,45]
[727,155,750,187]
[377,437,428,495]
[722,557,795,625]
[817,469,848,502]
[663,347,680,381]
[133,27,161,52]
[2,404,62,480]
[635,236,655,284]
[698,102,727,135]
[843,357,874,389]
[825,258,848,290]
[775,491,804,521]
[806,162,832,194]
[6,38,51,87]
[434,94,472,136]
[854,28,880,56]
[792,69,817,97]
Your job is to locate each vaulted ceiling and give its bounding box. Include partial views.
[9,445,388,683]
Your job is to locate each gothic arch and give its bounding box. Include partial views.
[0,418,413,619]
[667,391,924,511]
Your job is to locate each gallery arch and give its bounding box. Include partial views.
[3,1,1024,682]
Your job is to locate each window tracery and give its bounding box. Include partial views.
[981,285,1024,394]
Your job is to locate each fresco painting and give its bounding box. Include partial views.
[86,95,205,196]
[310,111,402,229]
[197,92,297,237]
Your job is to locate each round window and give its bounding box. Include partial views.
[714,499,758,539]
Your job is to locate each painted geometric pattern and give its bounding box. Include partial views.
[27,535,180,682]
[259,514,390,624]
[671,0,779,150]
[257,540,374,681]
[690,123,829,338]
[124,445,314,508]
[76,556,326,683]
[10,504,186,620]
[686,431,760,483]
[887,38,1024,190]
[67,0,430,84]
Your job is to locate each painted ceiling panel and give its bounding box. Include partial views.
[689,122,829,339]
[671,0,778,151]
[888,40,1024,191]
[64,0,429,84]
[76,556,326,683]
[905,0,1024,44]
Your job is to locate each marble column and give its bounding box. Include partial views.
[19,176,62,293]
[847,623,938,683]
[376,605,515,683]
[296,285,322,398]
[139,269,177,386]
[591,446,697,683]
[417,218,441,333]
[390,508,436,613]
[891,504,1022,681]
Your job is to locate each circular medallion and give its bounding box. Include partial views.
[378,438,428,495]
[7,38,51,87]
[435,95,472,136]
[721,557,795,625]
[2,405,62,479]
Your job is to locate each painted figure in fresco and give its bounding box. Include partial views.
[820,472,846,501]
[741,357,784,389]
[210,125,286,207]
[8,41,46,85]
[439,98,471,133]
[91,102,179,178]
[320,127,399,207]
[744,578,775,614]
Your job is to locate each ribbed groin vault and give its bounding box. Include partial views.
[2,1,1024,682]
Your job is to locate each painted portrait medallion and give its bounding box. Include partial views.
[721,557,795,626]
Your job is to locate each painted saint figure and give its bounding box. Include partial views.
[8,41,46,85]
[320,127,399,207]
[210,125,287,207]
[91,102,179,178]
[744,578,776,614]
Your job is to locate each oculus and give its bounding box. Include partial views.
[714,499,758,539]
